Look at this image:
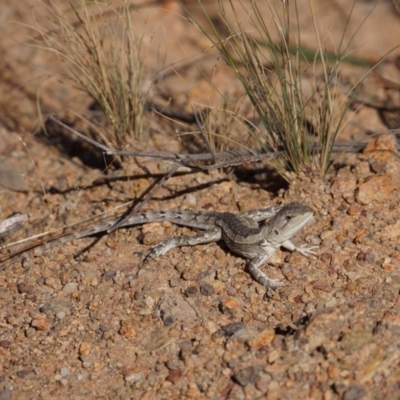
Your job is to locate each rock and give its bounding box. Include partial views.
[330,168,357,201]
[356,174,398,205]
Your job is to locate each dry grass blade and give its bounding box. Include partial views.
[33,0,144,154]
[194,0,392,177]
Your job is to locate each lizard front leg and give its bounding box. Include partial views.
[247,239,317,288]
[143,227,221,265]
[280,240,318,257]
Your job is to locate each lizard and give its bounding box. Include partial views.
[0,202,317,288]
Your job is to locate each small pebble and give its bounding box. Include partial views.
[233,366,263,386]
[221,322,245,336]
[184,286,198,297]
[184,194,197,206]
[0,388,12,400]
[200,283,214,296]
[62,282,78,293]
[56,311,66,320]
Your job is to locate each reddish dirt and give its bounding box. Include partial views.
[1,1,400,399]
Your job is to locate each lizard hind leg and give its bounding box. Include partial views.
[143,228,221,265]
[247,254,285,288]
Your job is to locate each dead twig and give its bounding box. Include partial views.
[48,116,283,168]
[0,214,29,240]
[49,116,392,169]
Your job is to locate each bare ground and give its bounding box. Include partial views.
[1,1,400,399]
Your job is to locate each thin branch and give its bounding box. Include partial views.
[48,116,391,169]
[0,214,29,240]
[48,116,282,166]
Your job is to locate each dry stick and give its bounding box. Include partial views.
[0,200,138,267]
[0,206,123,251]
[48,116,282,166]
[49,117,395,165]
[0,214,29,240]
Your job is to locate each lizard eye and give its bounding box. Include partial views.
[285,215,292,221]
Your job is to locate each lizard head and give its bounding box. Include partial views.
[264,202,314,246]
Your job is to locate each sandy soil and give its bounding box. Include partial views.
[1,1,400,399]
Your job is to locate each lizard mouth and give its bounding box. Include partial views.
[295,212,314,231]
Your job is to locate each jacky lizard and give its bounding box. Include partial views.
[0,202,317,288]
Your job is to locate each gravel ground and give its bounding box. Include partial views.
[1,1,400,399]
